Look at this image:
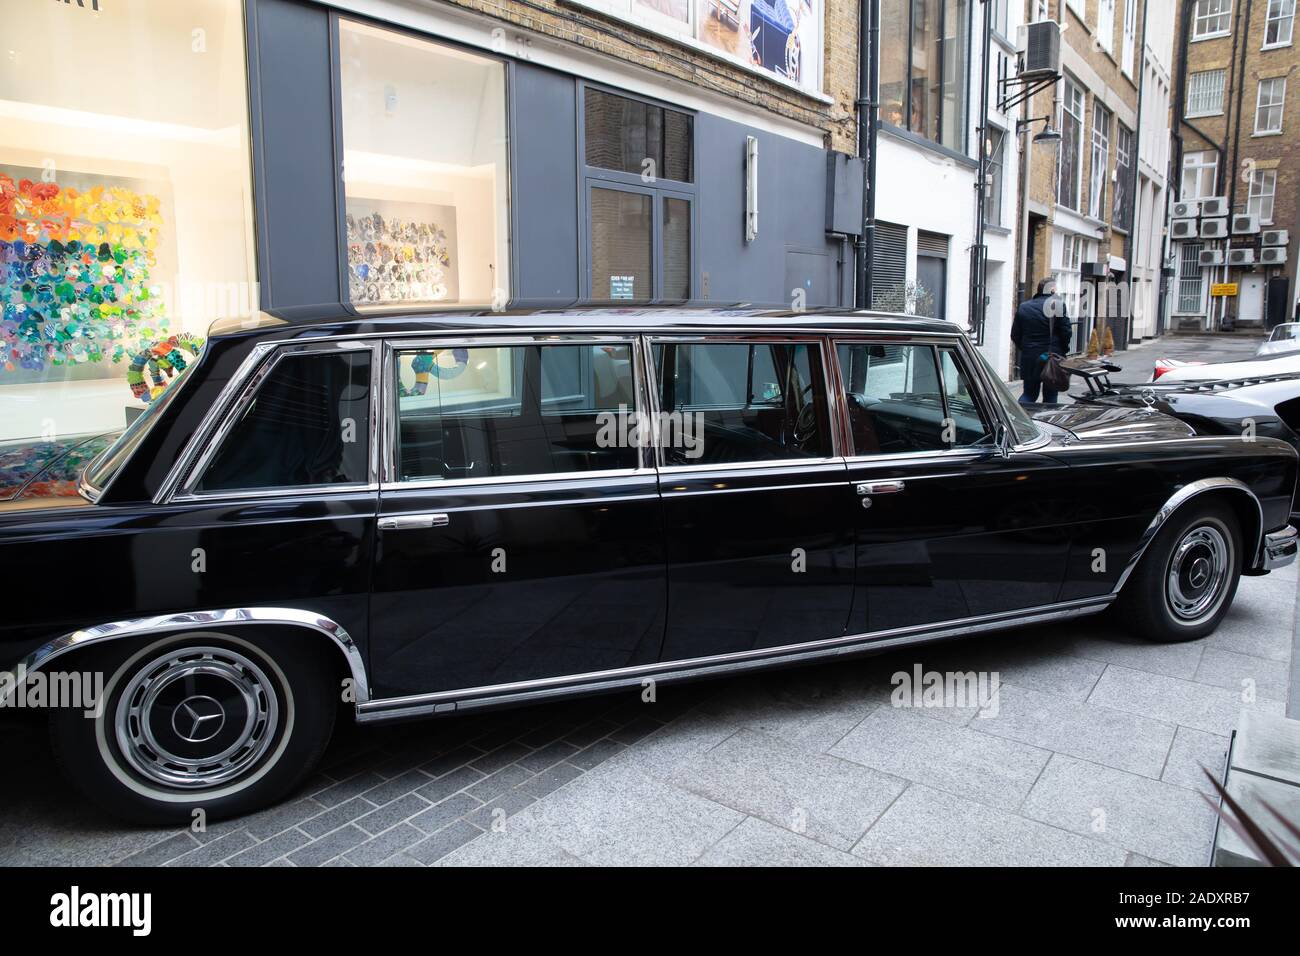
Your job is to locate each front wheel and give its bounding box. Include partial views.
[50,630,337,825]
[1117,502,1242,643]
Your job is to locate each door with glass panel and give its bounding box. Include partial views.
[652,337,855,662]
[368,338,666,698]
[837,338,1072,635]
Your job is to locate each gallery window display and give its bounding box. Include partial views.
[339,20,510,311]
[0,0,257,443]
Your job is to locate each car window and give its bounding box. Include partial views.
[654,342,830,466]
[938,348,994,446]
[394,343,637,482]
[196,350,372,493]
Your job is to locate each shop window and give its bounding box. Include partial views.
[393,344,637,482]
[197,351,372,494]
[0,0,256,443]
[582,86,695,302]
[338,19,509,311]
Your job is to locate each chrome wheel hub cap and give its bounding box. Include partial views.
[115,647,279,789]
[1167,525,1230,622]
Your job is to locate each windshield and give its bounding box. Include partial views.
[1269,324,1300,342]
[967,346,1041,445]
[82,365,194,497]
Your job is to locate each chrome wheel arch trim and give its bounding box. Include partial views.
[2,607,368,707]
[1112,476,1265,596]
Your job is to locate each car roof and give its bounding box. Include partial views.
[210,307,964,343]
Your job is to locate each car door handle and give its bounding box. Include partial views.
[378,513,450,531]
[856,481,905,496]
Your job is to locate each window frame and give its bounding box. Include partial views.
[1089,101,1112,221]
[1187,69,1227,117]
[830,335,1002,462]
[878,0,972,154]
[1248,168,1278,223]
[1264,0,1295,48]
[984,124,1008,226]
[174,341,382,503]
[648,334,842,472]
[1255,77,1287,134]
[1181,150,1219,199]
[380,334,654,490]
[1192,0,1234,40]
[1058,78,1086,212]
[577,82,698,304]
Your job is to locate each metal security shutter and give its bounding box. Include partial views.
[872,221,907,311]
[917,230,949,258]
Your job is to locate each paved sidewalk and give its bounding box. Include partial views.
[0,562,1293,867]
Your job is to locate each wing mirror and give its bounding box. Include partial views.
[994,422,1012,459]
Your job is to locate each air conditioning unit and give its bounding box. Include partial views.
[1021,21,1061,80]
[1170,218,1199,239]
[1199,249,1225,266]
[1200,197,1229,217]
[1201,218,1229,238]
[1081,261,1109,279]
[1228,248,1256,266]
[1171,200,1201,219]
[1232,214,1261,235]
[1261,246,1289,265]
[1263,229,1290,246]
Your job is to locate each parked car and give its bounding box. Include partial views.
[1258,323,1300,358]
[1,308,1296,823]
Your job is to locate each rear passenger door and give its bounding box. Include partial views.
[651,336,856,662]
[368,336,666,699]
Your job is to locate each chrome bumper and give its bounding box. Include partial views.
[1261,525,1298,571]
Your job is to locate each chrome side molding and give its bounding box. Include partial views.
[3,607,369,706]
[355,596,1113,723]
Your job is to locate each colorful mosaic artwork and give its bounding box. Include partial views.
[127,333,203,402]
[0,171,171,373]
[346,210,454,305]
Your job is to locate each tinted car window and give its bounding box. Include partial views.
[654,342,830,466]
[197,351,371,493]
[394,344,637,482]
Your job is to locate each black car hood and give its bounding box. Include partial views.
[1028,403,1196,443]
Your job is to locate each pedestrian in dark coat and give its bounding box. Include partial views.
[1011,278,1073,405]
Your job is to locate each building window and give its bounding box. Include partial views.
[1066,0,1086,21]
[1034,0,1050,20]
[1113,125,1134,226]
[990,0,1009,37]
[0,0,256,444]
[1187,69,1227,116]
[984,127,1006,226]
[1089,102,1111,221]
[1122,0,1138,75]
[1058,79,1086,211]
[878,0,970,152]
[339,20,509,311]
[1265,0,1296,47]
[1097,0,1116,54]
[1181,150,1219,199]
[1255,77,1287,133]
[582,87,695,302]
[1177,242,1206,314]
[1248,168,1277,223]
[1193,0,1233,39]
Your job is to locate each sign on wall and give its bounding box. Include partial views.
[564,0,823,94]
[1211,283,1239,297]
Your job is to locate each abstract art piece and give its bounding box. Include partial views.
[345,198,459,306]
[0,167,175,377]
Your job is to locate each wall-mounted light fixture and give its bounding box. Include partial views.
[745,135,759,243]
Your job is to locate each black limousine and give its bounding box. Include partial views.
[1,308,1296,822]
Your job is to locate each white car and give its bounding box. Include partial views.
[1258,323,1300,357]
[1153,350,1300,383]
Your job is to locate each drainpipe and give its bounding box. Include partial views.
[971,0,992,343]
[1225,0,1252,330]
[1126,0,1149,343]
[856,0,880,309]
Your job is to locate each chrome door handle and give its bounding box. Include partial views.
[378,513,449,531]
[856,480,905,496]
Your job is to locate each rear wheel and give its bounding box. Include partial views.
[1117,502,1242,643]
[50,630,337,825]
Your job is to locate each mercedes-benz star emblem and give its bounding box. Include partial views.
[1139,387,1156,407]
[172,695,226,743]
[1189,558,1211,590]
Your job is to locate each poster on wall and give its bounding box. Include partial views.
[0,164,181,386]
[345,198,459,307]
[571,0,821,92]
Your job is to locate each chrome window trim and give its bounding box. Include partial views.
[1112,476,1267,594]
[355,595,1113,721]
[655,456,844,477]
[2,607,369,707]
[645,332,844,464]
[164,340,381,505]
[382,334,652,487]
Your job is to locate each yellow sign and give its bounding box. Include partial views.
[1211,283,1239,297]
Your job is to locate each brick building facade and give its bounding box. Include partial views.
[1170,0,1300,329]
